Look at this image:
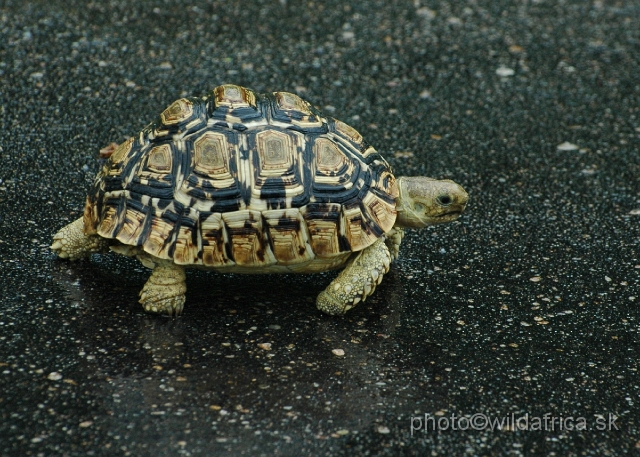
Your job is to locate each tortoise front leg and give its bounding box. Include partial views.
[51,217,110,260]
[316,237,392,315]
[138,259,187,316]
[385,228,404,262]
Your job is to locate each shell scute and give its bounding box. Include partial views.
[209,85,263,125]
[200,212,233,267]
[141,214,176,258]
[222,210,276,267]
[173,219,199,265]
[160,98,194,125]
[341,199,380,252]
[270,91,325,131]
[146,97,209,140]
[263,208,314,265]
[250,130,306,207]
[192,131,232,177]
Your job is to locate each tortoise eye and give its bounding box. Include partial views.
[437,195,452,206]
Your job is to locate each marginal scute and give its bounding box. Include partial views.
[263,208,314,264]
[115,207,147,246]
[97,204,120,239]
[160,98,194,125]
[302,203,343,257]
[173,225,199,265]
[200,212,233,267]
[341,202,378,252]
[83,196,99,235]
[141,215,175,258]
[222,210,276,267]
[379,170,399,199]
[361,191,396,234]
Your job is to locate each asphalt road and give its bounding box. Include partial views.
[0,0,638,455]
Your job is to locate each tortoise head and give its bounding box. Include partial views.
[394,176,468,228]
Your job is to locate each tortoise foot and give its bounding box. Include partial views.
[316,237,391,315]
[139,264,187,316]
[51,217,109,260]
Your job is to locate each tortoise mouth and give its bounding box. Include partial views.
[437,210,462,218]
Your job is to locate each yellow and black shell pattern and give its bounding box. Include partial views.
[84,85,398,273]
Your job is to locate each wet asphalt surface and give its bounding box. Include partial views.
[1,0,639,455]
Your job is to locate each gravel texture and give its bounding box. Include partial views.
[0,0,639,455]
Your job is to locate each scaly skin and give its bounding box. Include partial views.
[385,228,404,262]
[138,261,187,316]
[50,217,110,260]
[316,237,392,315]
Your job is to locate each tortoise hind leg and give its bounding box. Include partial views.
[138,260,187,316]
[51,217,110,260]
[316,237,392,315]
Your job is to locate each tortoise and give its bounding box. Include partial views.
[51,84,468,316]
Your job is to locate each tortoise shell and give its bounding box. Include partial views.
[83,84,398,273]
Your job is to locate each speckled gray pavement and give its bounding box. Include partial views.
[1,1,639,456]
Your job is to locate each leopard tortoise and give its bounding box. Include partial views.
[51,84,468,316]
